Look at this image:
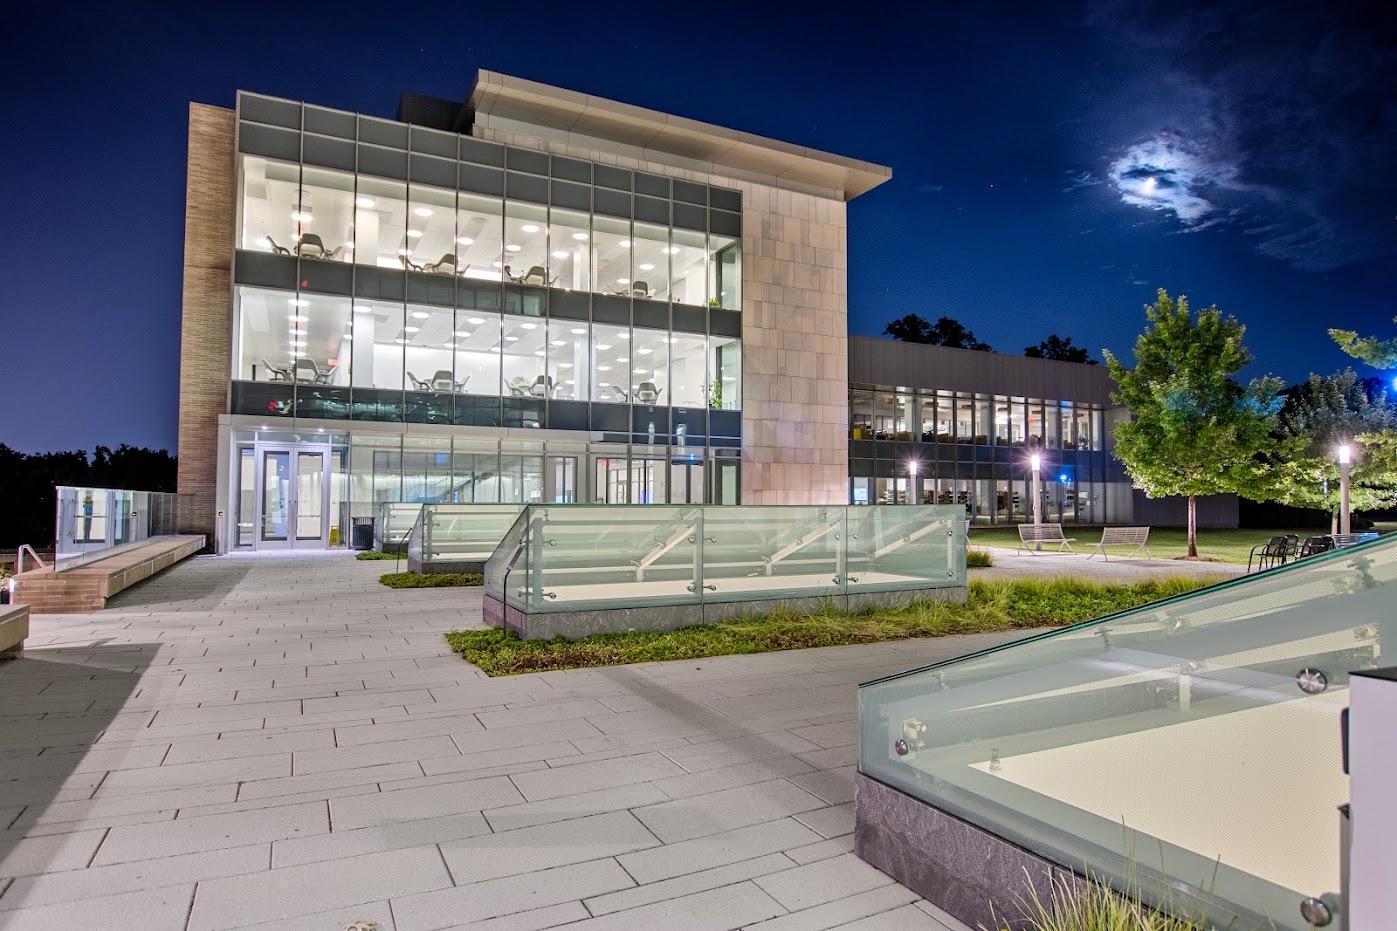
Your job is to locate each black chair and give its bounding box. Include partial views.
[1280,534,1301,563]
[1299,536,1336,558]
[1247,536,1289,573]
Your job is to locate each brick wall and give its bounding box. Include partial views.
[176,103,235,540]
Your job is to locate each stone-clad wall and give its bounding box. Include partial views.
[471,123,851,505]
[177,103,235,540]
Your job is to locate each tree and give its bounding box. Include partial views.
[883,314,992,351]
[1104,289,1285,557]
[1270,370,1397,527]
[1025,334,1097,364]
[1330,318,1397,368]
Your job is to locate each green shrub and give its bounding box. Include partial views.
[1010,872,1204,931]
[444,576,1217,675]
[967,549,993,568]
[355,550,402,561]
[380,571,483,588]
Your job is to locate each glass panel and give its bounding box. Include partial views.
[592,215,630,296]
[548,208,590,291]
[858,537,1395,931]
[503,201,548,285]
[851,389,874,439]
[261,451,290,541]
[703,506,843,602]
[414,503,527,568]
[629,222,668,300]
[670,227,707,305]
[239,156,298,254]
[352,297,405,392]
[374,502,422,548]
[295,166,355,262]
[354,176,407,269]
[935,392,954,440]
[451,309,502,396]
[1044,401,1061,449]
[295,451,324,540]
[457,192,504,281]
[709,232,740,310]
[547,320,588,401]
[670,333,707,409]
[549,456,577,503]
[404,183,458,274]
[591,324,630,403]
[969,395,987,443]
[630,327,668,406]
[707,337,741,411]
[237,448,255,546]
[502,316,547,398]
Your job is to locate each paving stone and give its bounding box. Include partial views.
[0,828,108,876]
[292,734,460,775]
[160,729,336,765]
[0,844,267,910]
[584,852,794,916]
[794,802,855,838]
[788,767,856,805]
[484,782,670,832]
[392,858,633,931]
[98,754,291,792]
[743,884,921,931]
[272,811,488,867]
[632,779,826,843]
[509,752,686,802]
[754,853,893,911]
[617,818,822,884]
[651,756,815,799]
[836,902,954,929]
[0,883,195,930]
[440,810,659,883]
[330,775,523,831]
[567,881,785,929]
[94,800,327,865]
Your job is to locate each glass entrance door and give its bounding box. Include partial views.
[255,445,331,549]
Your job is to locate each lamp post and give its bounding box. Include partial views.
[1029,452,1043,551]
[907,460,919,506]
[1337,443,1352,535]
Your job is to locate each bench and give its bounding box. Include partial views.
[1016,523,1077,554]
[9,535,205,613]
[0,604,29,659]
[1086,526,1151,561]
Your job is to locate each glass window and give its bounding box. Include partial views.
[709,336,741,410]
[1044,401,1061,449]
[403,437,452,502]
[1026,398,1044,446]
[852,389,874,438]
[546,320,588,401]
[935,392,954,439]
[892,394,911,439]
[629,222,669,300]
[1073,406,1092,451]
[501,316,546,397]
[591,323,630,403]
[630,327,668,405]
[709,232,741,310]
[354,176,407,269]
[1091,409,1104,451]
[670,228,707,306]
[548,209,590,292]
[234,287,351,385]
[296,167,355,262]
[502,201,548,285]
[351,297,405,391]
[403,303,455,393]
[452,439,498,502]
[239,156,299,254]
[450,309,501,396]
[670,333,707,408]
[403,184,458,274]
[993,396,1012,444]
[456,193,504,282]
[592,216,630,296]
[1010,396,1027,446]
[971,395,990,444]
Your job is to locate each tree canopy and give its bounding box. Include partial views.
[1104,289,1284,556]
[1025,334,1097,364]
[1330,317,1397,369]
[883,314,992,351]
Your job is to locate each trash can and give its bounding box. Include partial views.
[351,516,375,551]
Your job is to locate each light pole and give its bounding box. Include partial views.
[1029,452,1043,551]
[907,460,919,505]
[1337,443,1352,535]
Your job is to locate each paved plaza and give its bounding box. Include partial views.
[0,552,1029,930]
[969,546,1245,582]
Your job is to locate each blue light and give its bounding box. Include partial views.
[1059,473,1069,484]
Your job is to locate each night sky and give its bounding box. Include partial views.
[3,1,1393,452]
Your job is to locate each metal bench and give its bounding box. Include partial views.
[1087,526,1151,561]
[1016,523,1077,554]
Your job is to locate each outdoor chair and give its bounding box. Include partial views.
[261,359,292,383]
[1086,526,1152,561]
[1247,536,1291,573]
[422,254,457,275]
[520,266,552,287]
[634,381,662,405]
[1015,523,1077,554]
[264,237,292,256]
[1299,536,1335,558]
[529,375,554,398]
[400,255,425,272]
[407,372,433,391]
[433,370,468,393]
[296,234,332,259]
[292,358,332,385]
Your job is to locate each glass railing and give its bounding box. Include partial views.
[54,486,182,572]
[857,534,1394,930]
[484,504,965,613]
[406,503,527,568]
[374,502,423,550]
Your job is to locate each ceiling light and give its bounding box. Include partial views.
[638,347,653,355]
[533,349,545,356]
[597,365,612,372]
[353,306,371,314]
[571,232,588,241]
[455,330,473,337]
[355,197,375,208]
[620,240,631,248]
[289,313,308,321]
[405,326,420,333]
[638,263,654,271]
[617,332,630,340]
[597,343,612,350]
[559,362,573,369]
[397,248,411,256]
[394,338,409,345]
[617,356,629,363]
[505,335,519,342]
[570,327,587,335]
[468,317,486,325]
[406,230,423,239]
[442,341,455,348]
[413,206,433,217]
[551,250,570,259]
[550,339,565,346]
[662,246,679,255]
[488,346,500,353]
[520,322,537,330]
[290,298,309,308]
[410,311,429,320]
[456,236,475,246]
[290,211,313,223]
[491,261,503,268]
[521,223,539,233]
[505,244,522,253]
[617,277,630,285]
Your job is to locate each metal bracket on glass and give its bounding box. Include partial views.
[1296,668,1329,695]
[541,591,557,600]
[687,583,718,593]
[895,718,927,759]
[1299,894,1339,926]
[546,539,556,546]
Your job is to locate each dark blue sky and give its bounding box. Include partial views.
[3,1,1393,452]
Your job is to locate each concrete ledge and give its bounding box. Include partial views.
[11,535,206,614]
[855,773,1080,930]
[0,604,29,659]
[485,585,966,641]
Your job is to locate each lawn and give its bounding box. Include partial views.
[445,576,1219,676]
[968,526,1330,564]
[380,571,483,588]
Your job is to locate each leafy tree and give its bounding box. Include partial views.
[1104,289,1285,557]
[883,314,992,351]
[1270,370,1397,527]
[1025,334,1097,364]
[1330,318,1397,368]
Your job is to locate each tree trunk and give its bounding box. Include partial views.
[1331,507,1339,535]
[1187,495,1198,558]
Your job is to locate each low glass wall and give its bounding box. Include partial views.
[483,504,965,613]
[406,504,527,568]
[54,486,181,572]
[374,503,422,550]
[857,535,1394,929]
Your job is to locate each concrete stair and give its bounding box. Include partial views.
[10,535,205,613]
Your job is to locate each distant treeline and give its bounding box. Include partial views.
[0,444,176,548]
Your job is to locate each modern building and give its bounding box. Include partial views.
[177,71,891,552]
